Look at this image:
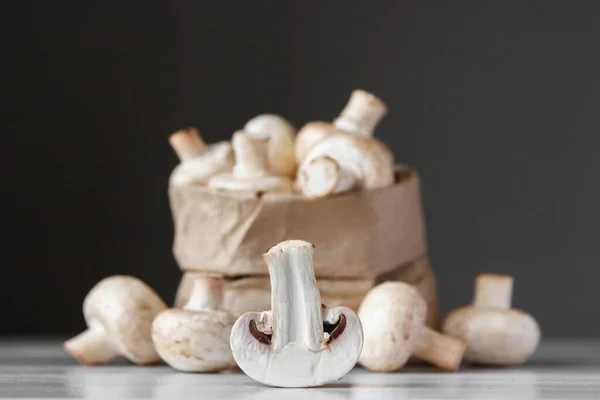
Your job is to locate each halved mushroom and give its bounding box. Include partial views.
[152,278,236,372]
[229,240,363,388]
[243,114,296,178]
[64,276,167,365]
[169,127,234,186]
[442,274,541,366]
[208,132,292,193]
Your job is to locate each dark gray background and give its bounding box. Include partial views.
[2,1,598,337]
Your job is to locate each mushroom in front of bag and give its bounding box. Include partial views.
[297,134,395,198]
[208,131,293,193]
[442,273,541,366]
[295,89,388,162]
[64,275,167,365]
[152,277,237,372]
[243,114,296,178]
[358,281,465,372]
[229,240,363,388]
[169,127,234,186]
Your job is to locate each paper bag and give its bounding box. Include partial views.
[169,166,427,279]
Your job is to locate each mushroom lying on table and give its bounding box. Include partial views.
[64,276,167,365]
[208,132,293,193]
[230,240,363,388]
[358,281,465,372]
[442,273,541,366]
[169,127,234,186]
[152,277,236,372]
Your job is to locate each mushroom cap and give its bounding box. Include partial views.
[442,306,540,365]
[208,172,293,193]
[152,309,236,372]
[243,114,296,141]
[300,134,395,192]
[294,122,339,162]
[83,275,167,364]
[358,281,427,372]
[170,141,234,186]
[230,306,363,387]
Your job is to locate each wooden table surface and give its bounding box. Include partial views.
[1,339,599,399]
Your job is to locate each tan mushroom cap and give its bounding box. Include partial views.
[64,275,167,365]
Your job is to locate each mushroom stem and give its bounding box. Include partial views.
[232,131,268,179]
[183,278,225,311]
[412,327,466,371]
[63,324,119,365]
[299,156,357,198]
[169,127,207,161]
[263,242,324,352]
[473,274,513,309]
[333,90,387,136]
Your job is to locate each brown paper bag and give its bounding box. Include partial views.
[170,166,427,279]
[175,272,375,316]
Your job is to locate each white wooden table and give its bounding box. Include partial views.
[1,339,599,399]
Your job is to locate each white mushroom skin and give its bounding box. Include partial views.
[169,127,234,186]
[442,274,541,366]
[333,89,387,137]
[294,122,340,163]
[208,132,292,193]
[64,276,167,365]
[358,281,465,372]
[298,134,395,198]
[243,114,296,178]
[230,240,363,388]
[152,278,236,372]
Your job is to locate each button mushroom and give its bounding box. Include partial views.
[358,281,465,372]
[64,275,167,365]
[294,90,387,163]
[297,134,395,198]
[230,240,363,388]
[208,131,293,193]
[152,277,237,372]
[442,273,541,366]
[243,114,296,178]
[169,127,234,186]
[333,89,388,137]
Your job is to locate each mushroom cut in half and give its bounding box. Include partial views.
[442,274,541,366]
[64,276,167,365]
[230,240,363,388]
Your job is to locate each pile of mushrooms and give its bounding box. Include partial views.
[62,89,542,388]
[168,89,396,198]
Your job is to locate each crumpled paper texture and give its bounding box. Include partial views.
[169,166,427,279]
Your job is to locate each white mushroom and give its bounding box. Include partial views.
[230,240,363,388]
[294,121,340,163]
[297,134,395,198]
[442,274,541,366]
[208,131,292,193]
[358,281,465,372]
[333,89,387,137]
[169,127,234,186]
[152,278,236,372]
[64,275,167,365]
[243,114,296,178]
